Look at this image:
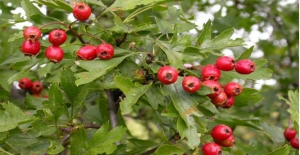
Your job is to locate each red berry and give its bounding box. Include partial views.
[214,135,236,147]
[45,45,64,63]
[290,137,299,150]
[18,78,33,90]
[77,45,97,60]
[202,80,222,98]
[211,124,233,141]
[210,91,228,107]
[284,128,297,141]
[157,66,178,85]
[23,26,42,41]
[215,56,236,71]
[201,64,221,81]
[72,2,92,21]
[48,29,67,46]
[235,59,256,74]
[221,95,235,109]
[182,76,201,93]
[21,40,41,56]
[96,43,115,60]
[30,81,44,94]
[224,82,243,96]
[202,142,222,155]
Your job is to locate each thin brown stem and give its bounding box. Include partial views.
[116,33,128,47]
[39,21,68,29]
[80,33,106,43]
[68,20,87,44]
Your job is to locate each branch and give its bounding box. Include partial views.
[106,89,119,129]
[68,20,87,44]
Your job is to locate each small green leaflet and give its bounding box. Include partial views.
[177,118,200,149]
[265,144,290,155]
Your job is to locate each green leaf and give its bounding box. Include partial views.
[49,83,63,109]
[60,69,81,104]
[145,87,165,109]
[155,18,174,34]
[75,54,136,86]
[85,122,127,154]
[114,76,152,114]
[70,126,88,155]
[265,144,290,155]
[154,144,185,155]
[260,122,285,143]
[104,0,164,13]
[0,102,34,132]
[236,46,254,60]
[177,118,200,149]
[8,31,23,42]
[127,139,160,154]
[182,47,207,61]
[48,140,64,155]
[234,88,263,107]
[31,121,56,137]
[196,20,212,45]
[155,40,183,69]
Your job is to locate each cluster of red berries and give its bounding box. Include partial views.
[284,127,299,149]
[157,56,256,109]
[202,124,235,155]
[76,43,115,61]
[18,78,44,97]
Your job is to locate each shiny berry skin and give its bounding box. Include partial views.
[202,64,221,81]
[284,128,297,141]
[182,76,201,93]
[30,81,44,94]
[224,82,243,96]
[222,95,235,109]
[96,43,114,60]
[235,59,256,74]
[214,135,236,147]
[290,137,299,149]
[77,45,97,60]
[203,80,222,98]
[21,40,41,56]
[23,26,42,41]
[72,2,92,21]
[211,124,233,140]
[202,142,222,155]
[18,78,33,90]
[215,56,236,71]
[45,46,64,63]
[48,29,67,46]
[157,66,178,85]
[210,91,228,107]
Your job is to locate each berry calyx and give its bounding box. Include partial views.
[290,137,299,150]
[224,82,243,96]
[157,66,178,85]
[30,81,44,94]
[201,64,221,81]
[202,142,222,155]
[182,76,201,93]
[96,43,115,60]
[48,29,67,46]
[284,127,297,141]
[222,95,235,109]
[72,2,92,21]
[45,45,64,63]
[18,78,33,90]
[203,80,222,98]
[211,124,233,141]
[23,26,42,41]
[77,45,97,60]
[215,56,236,71]
[235,59,256,74]
[214,135,236,147]
[21,40,41,56]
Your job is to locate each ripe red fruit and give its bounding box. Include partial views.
[18,78,33,90]
[284,128,297,141]
[214,135,236,147]
[201,64,221,81]
[202,142,222,155]
[96,43,115,60]
[72,2,92,21]
[182,76,201,93]
[30,81,44,94]
[235,59,256,74]
[224,82,243,96]
[202,80,222,98]
[211,124,233,141]
[210,91,228,107]
[290,137,299,150]
[23,26,42,41]
[48,29,67,46]
[21,40,41,56]
[222,95,235,109]
[77,45,97,60]
[45,46,64,63]
[215,56,236,71]
[157,66,178,85]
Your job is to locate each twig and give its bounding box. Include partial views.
[68,20,87,44]
[106,89,119,129]
[116,33,128,47]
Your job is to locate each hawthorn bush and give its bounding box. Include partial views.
[0,0,298,155]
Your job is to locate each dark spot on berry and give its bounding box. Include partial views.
[224,128,230,134]
[30,35,36,39]
[235,88,241,93]
[213,87,219,93]
[165,72,173,81]
[55,32,61,37]
[101,51,107,56]
[188,82,194,88]
[218,150,222,155]
[208,76,215,80]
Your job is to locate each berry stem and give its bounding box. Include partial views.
[39,21,68,29]
[79,33,106,43]
[68,20,87,44]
